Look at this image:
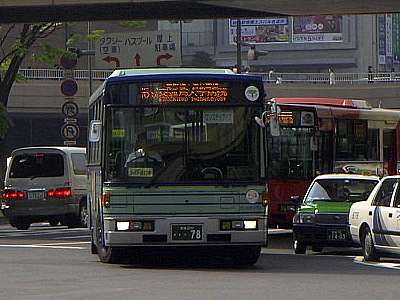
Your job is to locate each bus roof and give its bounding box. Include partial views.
[109,68,236,77]
[105,68,263,83]
[272,97,371,109]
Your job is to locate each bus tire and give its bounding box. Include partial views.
[15,220,30,230]
[233,246,261,266]
[95,215,122,264]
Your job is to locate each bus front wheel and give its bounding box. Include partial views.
[95,217,122,264]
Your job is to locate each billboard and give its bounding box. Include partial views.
[392,14,400,64]
[95,31,181,69]
[229,18,289,44]
[292,15,343,43]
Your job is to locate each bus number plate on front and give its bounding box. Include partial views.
[171,224,202,241]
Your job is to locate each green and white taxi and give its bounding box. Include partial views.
[292,174,379,254]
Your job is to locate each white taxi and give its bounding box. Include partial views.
[349,176,400,261]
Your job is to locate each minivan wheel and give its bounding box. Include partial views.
[362,227,380,262]
[48,218,60,226]
[294,239,307,254]
[79,204,88,228]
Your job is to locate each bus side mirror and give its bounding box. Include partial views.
[89,120,102,143]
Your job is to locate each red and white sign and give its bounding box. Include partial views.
[95,31,181,69]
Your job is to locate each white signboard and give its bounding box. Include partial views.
[95,31,181,69]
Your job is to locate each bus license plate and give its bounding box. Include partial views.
[327,229,347,240]
[27,191,45,200]
[171,224,202,241]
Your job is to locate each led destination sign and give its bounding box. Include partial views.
[139,82,229,103]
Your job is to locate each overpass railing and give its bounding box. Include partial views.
[17,68,400,84]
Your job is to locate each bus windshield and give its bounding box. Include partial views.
[106,105,261,185]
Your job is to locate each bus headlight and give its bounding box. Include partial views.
[246,190,259,204]
[116,221,130,231]
[244,220,257,230]
[299,214,315,224]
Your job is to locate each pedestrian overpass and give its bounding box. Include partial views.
[1,0,400,22]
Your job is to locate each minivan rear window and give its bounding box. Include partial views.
[9,153,64,178]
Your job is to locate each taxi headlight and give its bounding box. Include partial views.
[299,214,315,224]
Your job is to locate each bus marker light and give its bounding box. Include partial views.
[117,221,130,231]
[232,220,244,230]
[221,221,231,230]
[244,220,257,230]
[101,193,111,207]
[132,222,142,231]
[142,221,154,231]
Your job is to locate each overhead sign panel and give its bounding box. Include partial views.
[95,31,181,69]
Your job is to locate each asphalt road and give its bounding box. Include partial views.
[0,223,398,300]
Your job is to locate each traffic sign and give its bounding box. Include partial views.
[61,79,78,97]
[95,31,181,68]
[61,123,80,140]
[62,101,79,118]
[60,53,78,69]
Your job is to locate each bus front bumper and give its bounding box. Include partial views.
[102,216,267,247]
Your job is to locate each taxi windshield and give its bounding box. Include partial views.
[305,178,378,203]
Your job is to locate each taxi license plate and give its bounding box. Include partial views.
[171,224,202,241]
[327,229,348,240]
[27,191,45,200]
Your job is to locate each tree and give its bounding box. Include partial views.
[190,51,216,67]
[0,23,60,109]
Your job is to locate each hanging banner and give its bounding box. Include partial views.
[229,18,289,44]
[292,15,343,43]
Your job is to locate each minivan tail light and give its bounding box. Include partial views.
[48,187,72,198]
[3,190,26,200]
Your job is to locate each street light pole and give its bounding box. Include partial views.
[87,21,93,95]
[236,18,242,73]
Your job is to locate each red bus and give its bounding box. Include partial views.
[264,97,400,228]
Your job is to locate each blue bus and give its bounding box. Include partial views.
[87,68,268,265]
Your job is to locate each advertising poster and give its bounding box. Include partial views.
[292,15,343,43]
[229,18,289,44]
[393,14,400,64]
[378,15,387,65]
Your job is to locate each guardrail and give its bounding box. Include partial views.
[17,68,400,84]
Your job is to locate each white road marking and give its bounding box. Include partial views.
[354,256,400,270]
[0,244,87,250]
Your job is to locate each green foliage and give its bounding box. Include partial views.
[120,20,146,28]
[66,33,81,46]
[0,103,10,139]
[87,30,105,42]
[0,58,26,82]
[32,43,67,66]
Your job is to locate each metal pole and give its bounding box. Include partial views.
[180,20,183,66]
[236,18,242,73]
[87,21,93,95]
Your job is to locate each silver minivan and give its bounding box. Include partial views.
[1,146,87,230]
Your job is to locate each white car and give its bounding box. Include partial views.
[349,175,400,261]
